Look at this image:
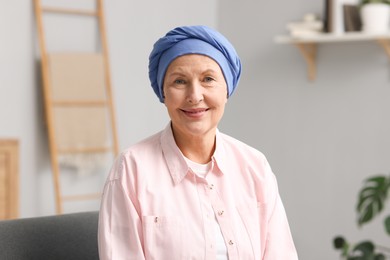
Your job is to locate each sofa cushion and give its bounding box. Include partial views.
[0,211,99,260]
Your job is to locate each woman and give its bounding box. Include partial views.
[98,25,298,260]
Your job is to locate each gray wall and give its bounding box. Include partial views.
[1,0,390,259]
[218,1,390,259]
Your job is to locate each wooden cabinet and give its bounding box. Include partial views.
[0,139,19,219]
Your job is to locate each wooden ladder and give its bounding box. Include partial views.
[33,0,119,214]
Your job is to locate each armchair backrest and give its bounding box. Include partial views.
[0,211,99,260]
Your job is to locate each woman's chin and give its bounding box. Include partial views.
[175,122,216,138]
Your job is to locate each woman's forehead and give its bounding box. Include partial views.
[166,54,223,73]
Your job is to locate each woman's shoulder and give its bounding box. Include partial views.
[108,131,163,178]
[219,131,266,160]
[121,130,163,156]
[217,132,275,185]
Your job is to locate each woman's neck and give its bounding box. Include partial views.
[172,126,216,164]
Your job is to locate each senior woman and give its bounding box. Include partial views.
[98,25,298,259]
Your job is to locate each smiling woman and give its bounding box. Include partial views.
[163,54,228,163]
[98,25,298,260]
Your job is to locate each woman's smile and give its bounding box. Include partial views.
[180,108,210,118]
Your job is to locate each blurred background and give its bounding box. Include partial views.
[2,0,390,259]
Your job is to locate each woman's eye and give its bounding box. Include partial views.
[174,79,185,84]
[204,76,214,82]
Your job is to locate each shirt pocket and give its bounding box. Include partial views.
[236,201,264,259]
[142,215,183,260]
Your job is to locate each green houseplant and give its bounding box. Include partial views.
[360,0,390,5]
[359,0,390,33]
[333,175,390,259]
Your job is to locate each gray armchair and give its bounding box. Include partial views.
[0,211,99,260]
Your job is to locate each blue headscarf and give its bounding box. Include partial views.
[148,25,242,103]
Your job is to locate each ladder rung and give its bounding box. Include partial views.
[52,100,108,107]
[57,146,112,154]
[62,192,101,201]
[42,7,98,16]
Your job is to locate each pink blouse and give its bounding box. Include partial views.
[98,124,298,259]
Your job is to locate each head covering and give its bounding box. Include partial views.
[148,25,242,103]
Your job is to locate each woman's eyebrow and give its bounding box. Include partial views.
[201,69,218,74]
[165,72,186,78]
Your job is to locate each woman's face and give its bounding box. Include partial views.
[163,54,228,139]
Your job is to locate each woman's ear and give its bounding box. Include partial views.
[162,90,166,104]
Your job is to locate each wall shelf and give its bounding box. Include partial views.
[274,32,390,81]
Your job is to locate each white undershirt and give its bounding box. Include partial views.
[184,157,229,259]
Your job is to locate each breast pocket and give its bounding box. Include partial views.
[236,201,264,259]
[142,215,183,260]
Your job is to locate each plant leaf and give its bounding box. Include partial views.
[358,203,374,226]
[375,253,385,260]
[353,241,374,253]
[384,215,390,235]
[350,241,375,259]
[356,175,390,226]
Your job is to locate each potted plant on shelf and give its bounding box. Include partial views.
[333,174,390,259]
[360,0,390,33]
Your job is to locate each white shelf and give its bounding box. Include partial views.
[274,32,390,80]
[274,32,390,44]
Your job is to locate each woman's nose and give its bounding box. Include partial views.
[186,82,204,104]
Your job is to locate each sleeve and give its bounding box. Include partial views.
[98,156,145,260]
[262,160,299,260]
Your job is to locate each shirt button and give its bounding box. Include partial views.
[229,240,234,245]
[218,210,224,216]
[209,184,214,190]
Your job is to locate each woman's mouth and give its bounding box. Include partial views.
[181,108,209,118]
